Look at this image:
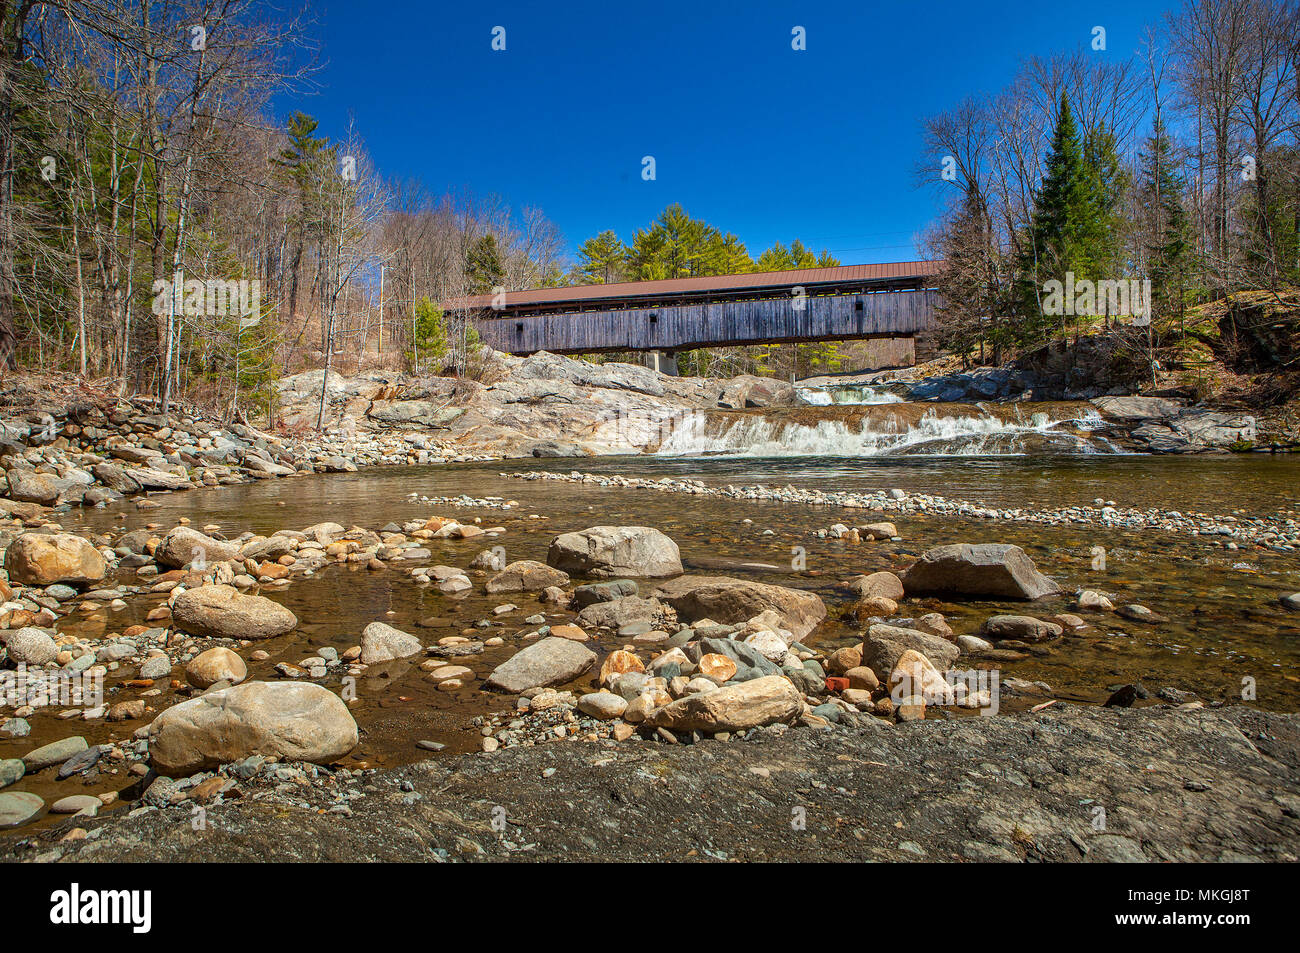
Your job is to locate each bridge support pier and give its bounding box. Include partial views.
[643,350,677,376]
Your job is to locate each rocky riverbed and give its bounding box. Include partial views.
[2,356,1298,857]
[4,703,1297,862]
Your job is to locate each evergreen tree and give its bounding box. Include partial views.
[466,234,505,294]
[1138,118,1191,321]
[576,230,628,284]
[410,296,448,366]
[1017,94,1114,342]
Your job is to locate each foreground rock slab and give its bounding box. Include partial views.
[18,705,1297,862]
[901,543,1062,600]
[149,681,358,775]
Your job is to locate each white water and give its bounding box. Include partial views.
[653,407,1112,457]
[795,385,904,406]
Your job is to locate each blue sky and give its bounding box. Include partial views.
[281,0,1173,267]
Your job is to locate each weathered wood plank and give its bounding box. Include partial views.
[472,290,938,355]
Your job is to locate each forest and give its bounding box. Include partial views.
[0,0,1296,423]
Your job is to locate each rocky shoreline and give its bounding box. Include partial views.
[0,351,1283,536]
[4,703,1297,862]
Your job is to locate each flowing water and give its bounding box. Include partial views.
[6,402,1300,830]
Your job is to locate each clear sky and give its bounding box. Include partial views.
[282,0,1174,266]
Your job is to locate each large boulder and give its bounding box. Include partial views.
[3,533,106,586]
[359,622,422,664]
[171,585,297,640]
[155,526,239,569]
[547,526,682,578]
[645,675,802,732]
[484,560,570,593]
[901,543,1061,600]
[485,636,596,693]
[652,575,827,639]
[149,681,358,775]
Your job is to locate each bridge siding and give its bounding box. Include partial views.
[475,290,937,355]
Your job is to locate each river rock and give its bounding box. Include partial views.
[0,758,24,788]
[302,521,346,544]
[1282,593,1300,611]
[50,794,102,816]
[185,647,248,688]
[644,674,801,732]
[155,526,240,569]
[139,655,173,679]
[0,791,43,827]
[485,636,596,693]
[979,615,1064,643]
[3,533,106,586]
[862,623,961,681]
[839,571,905,602]
[652,575,826,638]
[577,596,664,630]
[573,579,639,607]
[599,649,644,686]
[888,650,955,705]
[901,543,1061,600]
[149,681,359,775]
[171,585,298,640]
[547,525,683,578]
[1077,589,1116,611]
[956,634,994,654]
[697,652,738,683]
[5,469,60,504]
[22,735,88,771]
[1,626,58,665]
[484,560,570,593]
[359,622,422,663]
[695,637,780,681]
[577,692,628,720]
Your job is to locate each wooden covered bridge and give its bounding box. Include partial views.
[442,260,941,370]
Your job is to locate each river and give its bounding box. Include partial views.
[6,423,1300,831]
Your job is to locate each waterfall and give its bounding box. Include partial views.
[650,405,1112,457]
[795,384,905,406]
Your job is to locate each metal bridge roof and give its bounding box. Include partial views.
[443,260,941,312]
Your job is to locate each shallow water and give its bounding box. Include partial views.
[5,450,1300,832]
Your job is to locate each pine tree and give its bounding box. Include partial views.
[576,230,628,284]
[1017,94,1113,343]
[466,234,505,294]
[1138,118,1190,321]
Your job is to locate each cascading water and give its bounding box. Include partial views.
[795,384,905,406]
[651,404,1114,457]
